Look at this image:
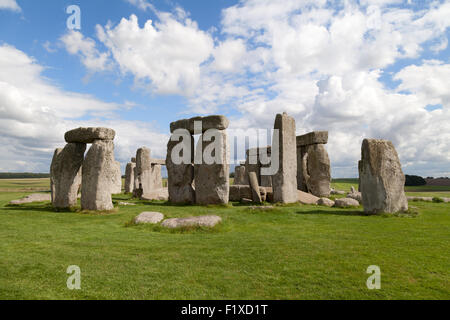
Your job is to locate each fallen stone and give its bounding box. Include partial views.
[65,127,115,144]
[134,212,164,224]
[229,185,268,202]
[331,189,346,195]
[170,115,229,134]
[118,202,136,206]
[407,196,433,202]
[359,139,408,214]
[334,198,360,208]
[10,193,51,205]
[297,190,320,205]
[161,215,222,229]
[347,191,362,203]
[317,198,335,207]
[296,131,328,147]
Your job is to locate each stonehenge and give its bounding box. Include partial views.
[359,139,408,214]
[51,127,117,211]
[296,131,331,197]
[167,115,230,205]
[49,115,414,215]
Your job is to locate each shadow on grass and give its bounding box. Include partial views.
[295,209,366,217]
[2,202,68,213]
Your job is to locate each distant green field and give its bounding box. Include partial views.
[0,179,449,300]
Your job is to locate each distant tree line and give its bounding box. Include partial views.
[405,175,426,186]
[0,173,50,179]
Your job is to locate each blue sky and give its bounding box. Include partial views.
[0,0,449,177]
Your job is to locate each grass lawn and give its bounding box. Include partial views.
[0,179,448,300]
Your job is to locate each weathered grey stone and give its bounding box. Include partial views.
[248,171,262,203]
[124,162,135,193]
[111,161,122,194]
[50,148,63,204]
[272,113,297,203]
[131,157,136,163]
[406,196,433,202]
[65,127,115,144]
[347,191,362,203]
[229,185,268,202]
[296,146,308,192]
[136,147,163,199]
[234,166,248,185]
[170,115,229,134]
[166,134,195,204]
[141,188,169,201]
[305,144,331,197]
[248,205,275,210]
[10,193,51,205]
[133,165,140,197]
[297,190,320,205]
[134,212,164,224]
[150,159,166,165]
[296,131,328,147]
[118,202,136,206]
[194,130,229,205]
[161,215,222,229]
[359,139,408,214]
[318,198,335,207]
[81,140,115,211]
[52,143,86,209]
[331,189,346,195]
[334,198,360,208]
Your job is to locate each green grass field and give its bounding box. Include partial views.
[0,178,449,300]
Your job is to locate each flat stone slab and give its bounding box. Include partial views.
[161,215,222,229]
[134,212,164,224]
[317,198,335,207]
[10,193,51,205]
[334,198,360,208]
[170,115,229,134]
[118,202,136,206]
[150,159,166,166]
[296,131,328,147]
[298,190,320,205]
[331,189,346,195]
[65,127,115,143]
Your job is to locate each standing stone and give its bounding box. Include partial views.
[305,144,331,197]
[124,162,135,193]
[81,140,115,211]
[133,165,140,197]
[359,139,408,214]
[296,146,308,192]
[272,113,297,203]
[234,166,247,185]
[166,134,195,204]
[111,161,122,194]
[248,172,262,203]
[245,148,261,185]
[50,148,63,204]
[51,143,86,209]
[259,147,273,188]
[194,130,229,205]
